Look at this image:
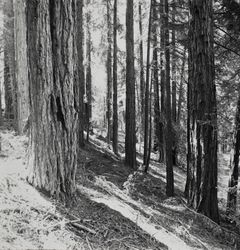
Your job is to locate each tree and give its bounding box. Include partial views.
[112,0,118,154]
[26,0,79,203]
[86,0,92,142]
[76,0,85,147]
[187,0,219,223]
[125,0,136,169]
[226,91,240,215]
[106,0,113,144]
[143,0,153,169]
[165,0,174,197]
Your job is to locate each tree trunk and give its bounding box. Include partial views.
[159,0,165,163]
[143,0,153,168]
[112,0,118,154]
[125,0,136,169]
[165,0,174,197]
[77,0,85,147]
[86,0,92,142]
[26,0,79,204]
[138,0,145,141]
[177,47,186,124]
[106,0,112,144]
[226,92,240,215]
[13,0,29,135]
[188,0,219,223]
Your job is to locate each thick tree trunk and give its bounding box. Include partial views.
[188,0,219,223]
[226,92,240,215]
[165,0,174,197]
[26,0,79,203]
[112,0,118,154]
[106,0,112,144]
[125,0,136,169]
[13,0,29,134]
[77,0,85,147]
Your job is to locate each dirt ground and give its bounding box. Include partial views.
[0,129,240,249]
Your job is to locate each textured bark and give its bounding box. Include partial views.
[177,47,186,123]
[188,0,219,223]
[143,0,153,168]
[226,92,240,215]
[165,0,174,197]
[26,0,79,203]
[106,0,112,144]
[112,0,118,154]
[3,0,17,128]
[76,0,85,147]
[13,0,29,134]
[125,0,136,169]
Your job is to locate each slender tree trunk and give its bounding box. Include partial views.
[165,0,174,197]
[125,0,136,169]
[171,0,177,123]
[106,0,112,144]
[26,0,79,203]
[226,92,240,215]
[159,0,165,163]
[86,0,92,142]
[188,0,219,223]
[152,0,161,163]
[143,0,153,168]
[112,0,118,154]
[177,47,186,123]
[77,0,85,147]
[139,0,145,141]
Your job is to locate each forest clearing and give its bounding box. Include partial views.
[1,0,240,249]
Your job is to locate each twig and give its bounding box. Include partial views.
[86,236,93,250]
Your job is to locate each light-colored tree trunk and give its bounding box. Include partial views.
[26,0,79,203]
[13,0,29,134]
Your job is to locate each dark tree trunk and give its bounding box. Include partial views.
[159,0,165,163]
[77,0,85,147]
[226,92,240,215]
[153,0,161,164]
[26,0,79,204]
[125,0,136,169]
[106,0,113,144]
[143,0,153,168]
[171,0,177,123]
[188,0,219,223]
[112,0,118,155]
[165,0,174,197]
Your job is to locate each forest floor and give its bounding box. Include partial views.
[0,129,240,249]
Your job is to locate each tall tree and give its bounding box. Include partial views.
[226,91,240,215]
[112,0,118,154]
[187,0,219,223]
[143,0,153,168]
[165,0,174,197]
[125,0,136,169]
[106,0,113,144]
[77,0,85,147]
[26,0,79,203]
[86,0,92,142]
